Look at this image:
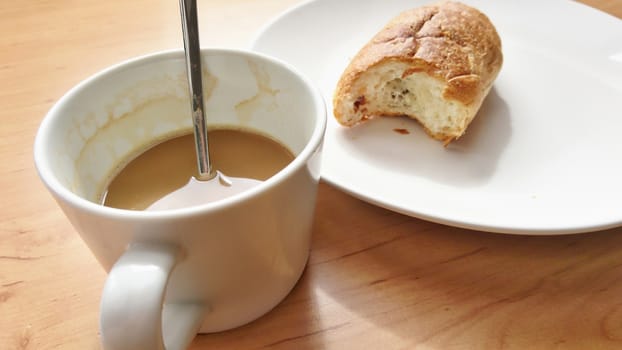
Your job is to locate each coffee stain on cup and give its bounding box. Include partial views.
[72,96,192,201]
[59,70,202,199]
[201,67,219,102]
[234,60,280,124]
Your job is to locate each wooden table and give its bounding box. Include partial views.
[1,1,621,349]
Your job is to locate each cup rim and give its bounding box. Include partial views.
[34,48,326,220]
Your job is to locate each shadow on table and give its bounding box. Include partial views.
[306,189,622,348]
[191,186,622,349]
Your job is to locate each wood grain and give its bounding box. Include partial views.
[1,1,621,349]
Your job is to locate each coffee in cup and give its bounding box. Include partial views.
[101,128,295,211]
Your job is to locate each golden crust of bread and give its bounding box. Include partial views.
[333,1,503,144]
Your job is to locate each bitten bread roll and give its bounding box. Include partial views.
[333,1,503,145]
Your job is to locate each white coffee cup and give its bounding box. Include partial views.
[34,49,326,350]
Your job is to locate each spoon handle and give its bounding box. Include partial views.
[180,0,212,179]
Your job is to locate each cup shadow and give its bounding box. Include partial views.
[191,185,622,349]
[335,88,512,188]
[189,258,326,349]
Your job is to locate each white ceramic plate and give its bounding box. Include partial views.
[251,0,622,234]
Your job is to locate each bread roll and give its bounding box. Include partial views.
[333,1,503,145]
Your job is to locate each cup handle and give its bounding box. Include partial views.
[100,242,207,350]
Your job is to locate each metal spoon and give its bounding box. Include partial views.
[180,0,212,180]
